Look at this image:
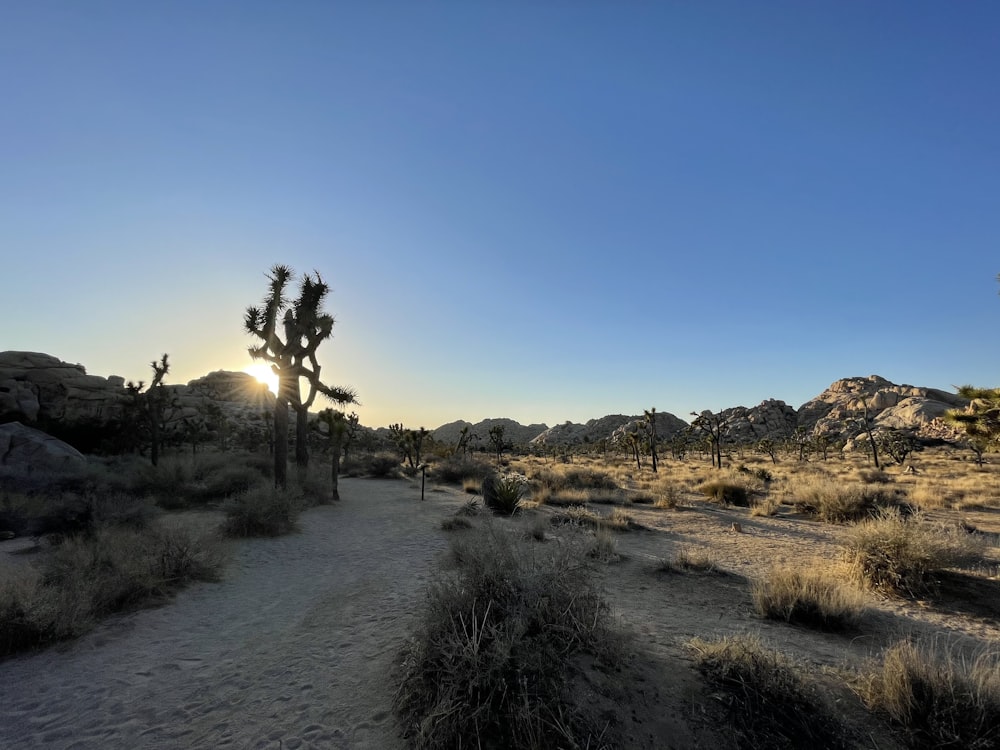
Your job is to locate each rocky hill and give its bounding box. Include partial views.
[0,351,275,453]
[431,418,549,449]
[1,353,971,456]
[795,375,966,442]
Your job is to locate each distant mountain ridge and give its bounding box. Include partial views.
[0,352,970,450]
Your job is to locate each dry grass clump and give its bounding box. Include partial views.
[749,495,781,517]
[843,508,988,596]
[222,486,300,537]
[0,525,223,657]
[689,634,850,749]
[697,479,749,506]
[532,466,619,492]
[588,524,620,563]
[653,479,682,509]
[859,639,1000,749]
[657,548,718,574]
[751,565,866,631]
[788,477,902,523]
[441,516,473,531]
[395,525,622,749]
[857,468,892,484]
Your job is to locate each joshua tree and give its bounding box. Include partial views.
[756,437,778,464]
[316,408,348,501]
[644,408,659,473]
[945,386,1000,465]
[853,395,880,469]
[690,410,724,468]
[245,265,356,488]
[625,430,642,471]
[876,429,919,466]
[488,424,506,466]
[454,425,475,458]
[124,354,171,466]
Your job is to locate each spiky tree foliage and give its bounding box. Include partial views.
[316,408,348,501]
[245,265,356,488]
[945,386,1000,465]
[644,407,659,473]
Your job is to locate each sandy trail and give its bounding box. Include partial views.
[1,478,462,750]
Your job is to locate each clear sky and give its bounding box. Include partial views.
[3,2,998,429]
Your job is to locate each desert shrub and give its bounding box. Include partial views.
[395,526,621,748]
[844,508,987,596]
[790,478,902,523]
[0,525,222,657]
[461,477,480,494]
[751,566,866,631]
[654,481,681,509]
[697,480,749,506]
[750,496,780,517]
[89,492,157,530]
[190,464,266,503]
[858,468,892,484]
[588,524,620,562]
[441,516,473,531]
[657,547,718,574]
[531,467,618,493]
[366,452,401,478]
[222,487,299,537]
[860,639,1000,749]
[432,456,493,484]
[603,507,636,530]
[340,456,366,478]
[689,634,850,749]
[456,499,480,517]
[482,473,523,515]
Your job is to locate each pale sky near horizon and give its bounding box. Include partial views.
[3,2,998,430]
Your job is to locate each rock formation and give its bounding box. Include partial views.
[0,422,87,475]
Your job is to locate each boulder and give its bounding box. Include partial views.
[0,422,87,475]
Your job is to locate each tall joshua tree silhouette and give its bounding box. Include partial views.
[245,265,356,488]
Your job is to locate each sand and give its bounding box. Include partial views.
[3,474,999,749]
[0,478,457,750]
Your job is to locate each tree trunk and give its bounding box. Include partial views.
[295,406,309,468]
[331,433,342,501]
[274,392,289,489]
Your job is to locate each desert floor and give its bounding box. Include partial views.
[2,471,999,749]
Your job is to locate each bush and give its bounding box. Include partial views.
[432,456,492,484]
[697,480,749,506]
[222,487,299,537]
[531,467,618,493]
[689,634,849,749]
[366,452,401,478]
[843,508,987,596]
[751,566,866,631]
[189,464,267,503]
[395,525,621,748]
[0,525,222,657]
[482,473,523,515]
[860,639,1000,749]
[790,478,902,523]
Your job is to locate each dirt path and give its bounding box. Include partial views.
[0,478,464,750]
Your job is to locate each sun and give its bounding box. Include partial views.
[244,363,279,395]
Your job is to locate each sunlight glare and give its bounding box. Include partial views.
[244,363,279,394]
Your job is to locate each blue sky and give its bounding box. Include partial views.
[3,2,998,429]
